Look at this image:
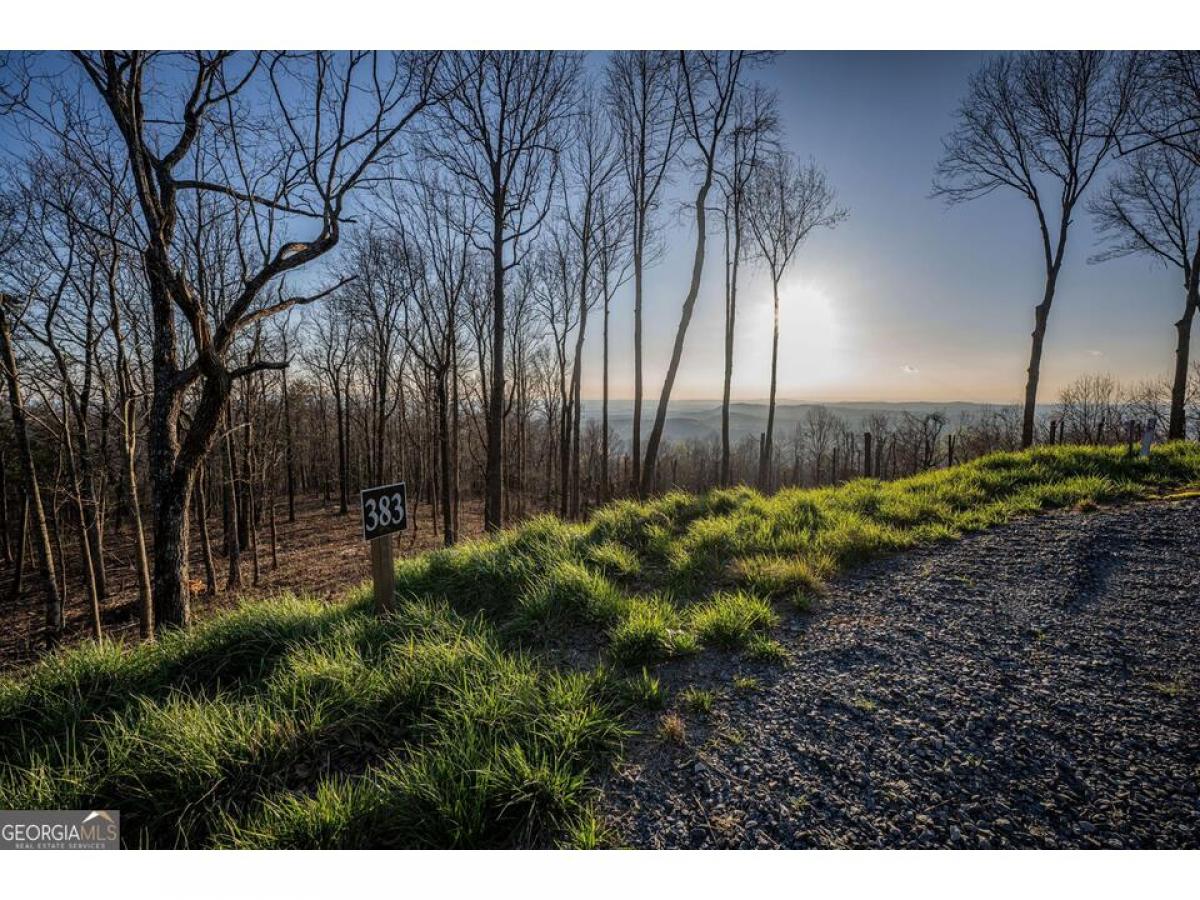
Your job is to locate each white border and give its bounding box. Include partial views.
[0,1,1189,50]
[2,848,1196,898]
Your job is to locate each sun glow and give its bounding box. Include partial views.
[734,277,848,399]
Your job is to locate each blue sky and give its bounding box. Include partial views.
[591,51,1185,404]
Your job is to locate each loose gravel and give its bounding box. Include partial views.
[603,498,1200,849]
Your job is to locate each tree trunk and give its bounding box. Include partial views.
[195,465,217,597]
[558,364,571,519]
[631,233,644,495]
[224,407,242,592]
[0,452,10,564]
[641,175,715,496]
[601,291,610,504]
[150,470,193,631]
[451,340,461,537]
[437,370,455,546]
[269,490,278,571]
[485,204,505,532]
[569,326,585,520]
[720,222,733,486]
[1022,269,1060,448]
[77,447,107,604]
[7,497,28,603]
[248,455,260,587]
[335,383,349,515]
[118,378,153,638]
[1168,281,1198,441]
[61,411,102,640]
[569,210,592,519]
[759,278,781,489]
[283,364,297,522]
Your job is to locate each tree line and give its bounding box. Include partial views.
[0,50,1196,648]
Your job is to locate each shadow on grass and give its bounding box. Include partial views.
[0,593,369,766]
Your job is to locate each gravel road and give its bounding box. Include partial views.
[604,498,1200,849]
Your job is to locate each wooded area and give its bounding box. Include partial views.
[0,50,1197,655]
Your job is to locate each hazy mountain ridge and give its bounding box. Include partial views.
[582,399,1029,446]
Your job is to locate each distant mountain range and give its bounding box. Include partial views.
[577,399,1029,447]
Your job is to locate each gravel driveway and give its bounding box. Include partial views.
[604,498,1200,849]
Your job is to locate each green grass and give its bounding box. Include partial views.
[613,668,665,709]
[689,591,779,650]
[679,687,717,715]
[0,596,624,848]
[732,675,762,693]
[1,443,1197,847]
[607,596,685,665]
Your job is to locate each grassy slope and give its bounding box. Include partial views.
[1,444,1198,848]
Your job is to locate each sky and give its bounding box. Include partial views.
[2,51,1185,408]
[584,51,1186,405]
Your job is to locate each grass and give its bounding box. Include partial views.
[851,696,879,713]
[657,713,687,745]
[1148,677,1186,698]
[614,668,665,709]
[607,595,696,665]
[1,443,1197,847]
[732,675,762,693]
[690,592,779,650]
[679,687,717,715]
[745,635,788,663]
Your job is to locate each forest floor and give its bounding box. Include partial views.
[0,444,1197,848]
[0,495,488,671]
[603,496,1200,848]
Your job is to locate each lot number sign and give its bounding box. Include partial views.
[360,481,407,614]
[361,482,408,541]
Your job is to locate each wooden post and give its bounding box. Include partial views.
[1140,418,1155,458]
[1126,420,1136,457]
[370,535,395,615]
[863,432,873,477]
[947,433,956,467]
[1049,420,1058,445]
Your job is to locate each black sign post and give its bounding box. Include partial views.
[360,482,407,614]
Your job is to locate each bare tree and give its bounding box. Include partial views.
[393,176,471,545]
[605,51,682,494]
[68,51,442,630]
[0,192,62,644]
[718,84,776,486]
[936,51,1135,448]
[640,51,770,497]
[340,231,408,485]
[532,226,579,518]
[426,51,579,531]
[1058,373,1120,442]
[1127,52,1200,168]
[592,192,632,503]
[1092,147,1199,441]
[745,151,845,489]
[804,404,837,484]
[23,201,105,638]
[562,92,621,517]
